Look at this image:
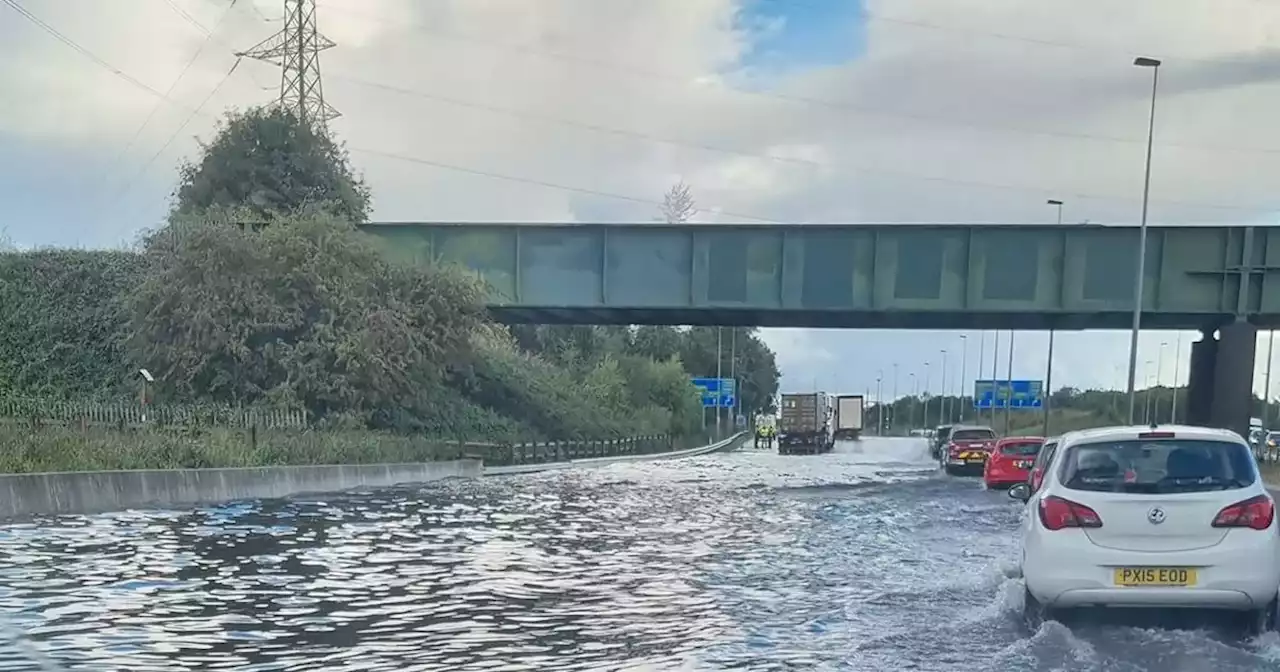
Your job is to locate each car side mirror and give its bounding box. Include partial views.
[1008,482,1031,502]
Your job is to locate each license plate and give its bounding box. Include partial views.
[1113,567,1197,587]
[1015,460,1032,468]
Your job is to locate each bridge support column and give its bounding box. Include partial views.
[1183,330,1217,427]
[1210,321,1256,440]
[1183,322,1256,439]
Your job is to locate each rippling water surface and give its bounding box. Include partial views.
[1,438,1279,671]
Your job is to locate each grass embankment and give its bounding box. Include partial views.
[0,426,468,473]
[0,425,726,474]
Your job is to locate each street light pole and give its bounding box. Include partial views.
[977,330,987,424]
[924,362,932,428]
[1265,330,1276,429]
[991,331,1002,424]
[1126,56,1162,424]
[716,327,723,433]
[1044,199,1064,437]
[1170,331,1183,423]
[892,363,899,435]
[941,350,949,424]
[876,372,884,436]
[959,335,968,423]
[909,373,918,430]
[1155,341,1167,423]
[1144,360,1155,424]
[1005,332,1016,435]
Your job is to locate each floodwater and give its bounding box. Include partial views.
[1,438,1279,671]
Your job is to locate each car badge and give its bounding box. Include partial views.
[1147,506,1166,525]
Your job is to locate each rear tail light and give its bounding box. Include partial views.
[1038,496,1103,530]
[1212,495,1275,530]
[947,442,961,455]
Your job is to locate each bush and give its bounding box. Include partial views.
[127,213,488,429]
[0,250,143,399]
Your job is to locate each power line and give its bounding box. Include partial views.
[316,1,1280,159]
[113,57,244,205]
[331,73,821,169]
[3,0,209,119]
[2,0,173,101]
[349,146,783,223]
[332,71,1279,215]
[164,0,210,35]
[104,0,237,193]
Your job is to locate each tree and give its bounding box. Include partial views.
[660,181,696,223]
[172,107,371,223]
[126,212,488,427]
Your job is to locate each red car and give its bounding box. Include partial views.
[982,436,1045,488]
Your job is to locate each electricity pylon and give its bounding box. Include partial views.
[237,0,339,126]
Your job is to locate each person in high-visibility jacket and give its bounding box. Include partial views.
[754,416,776,449]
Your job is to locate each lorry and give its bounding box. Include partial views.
[777,392,835,455]
[833,394,865,441]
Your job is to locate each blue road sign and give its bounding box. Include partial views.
[974,379,1044,409]
[692,377,736,408]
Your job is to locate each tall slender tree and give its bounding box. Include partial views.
[660,181,696,223]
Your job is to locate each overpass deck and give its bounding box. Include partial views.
[362,223,1280,330]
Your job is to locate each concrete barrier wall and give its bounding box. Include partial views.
[0,432,746,518]
[0,460,483,518]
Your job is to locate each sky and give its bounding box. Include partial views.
[5,0,1280,403]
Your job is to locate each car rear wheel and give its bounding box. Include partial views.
[1022,586,1056,630]
[1243,597,1279,636]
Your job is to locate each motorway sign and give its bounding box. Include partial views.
[692,377,736,408]
[974,379,1043,409]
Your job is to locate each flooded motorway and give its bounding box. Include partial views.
[1,438,1280,671]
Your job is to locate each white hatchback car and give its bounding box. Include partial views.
[1010,424,1280,633]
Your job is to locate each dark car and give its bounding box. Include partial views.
[931,425,954,459]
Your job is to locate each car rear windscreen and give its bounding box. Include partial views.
[1000,441,1042,456]
[1059,438,1256,494]
[951,429,996,441]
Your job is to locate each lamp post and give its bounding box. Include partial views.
[959,335,968,422]
[941,350,949,424]
[1264,331,1276,429]
[1152,358,1162,422]
[876,371,884,436]
[1005,331,1016,435]
[977,330,987,424]
[892,363,899,435]
[991,331,1002,423]
[909,372,918,430]
[1125,56,1162,423]
[1044,200,1064,436]
[1155,341,1167,424]
[1170,331,1183,423]
[924,362,932,428]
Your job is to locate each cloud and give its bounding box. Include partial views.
[4,0,1280,395]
